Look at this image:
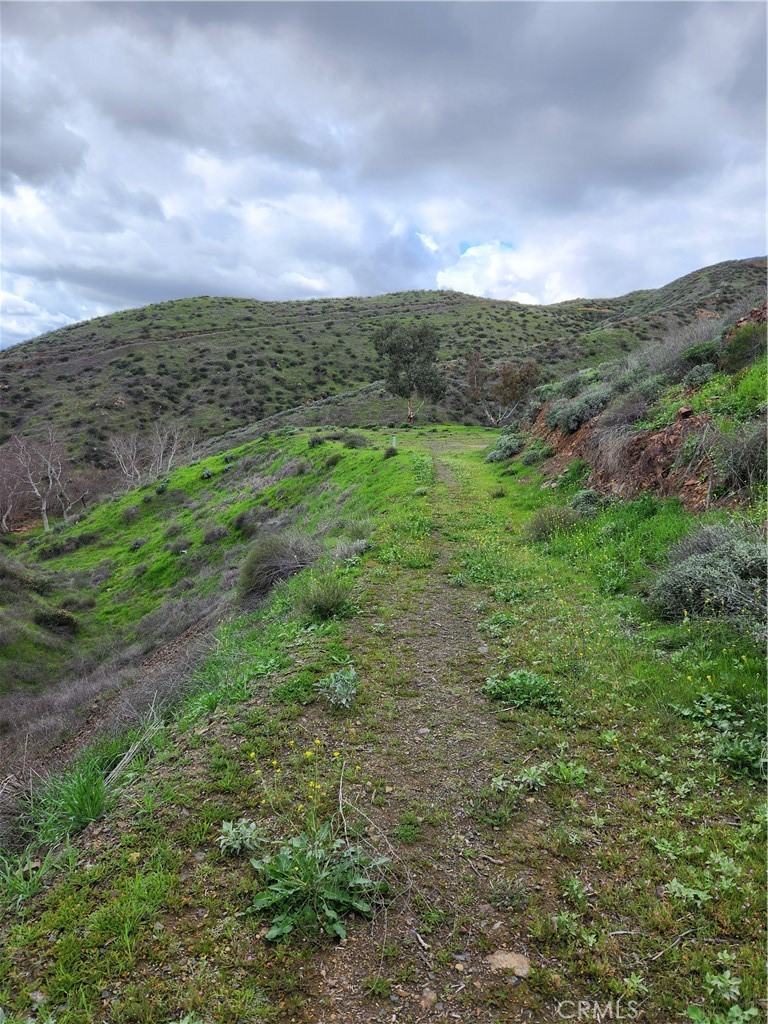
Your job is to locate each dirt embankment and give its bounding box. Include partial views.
[528,300,767,509]
[531,407,718,512]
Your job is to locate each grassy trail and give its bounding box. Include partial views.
[0,428,763,1024]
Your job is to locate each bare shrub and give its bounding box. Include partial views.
[597,394,649,429]
[642,316,726,378]
[238,531,319,601]
[524,505,584,541]
[588,425,634,477]
[202,524,228,545]
[715,423,767,493]
[138,594,218,648]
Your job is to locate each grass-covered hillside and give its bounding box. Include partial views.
[0,426,765,1024]
[1,257,764,454]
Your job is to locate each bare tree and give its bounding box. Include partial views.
[0,444,27,532]
[109,421,196,489]
[108,433,144,490]
[147,422,196,478]
[9,428,86,532]
[470,358,541,427]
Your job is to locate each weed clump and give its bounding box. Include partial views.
[524,505,583,541]
[249,820,389,939]
[483,669,562,710]
[382,445,398,459]
[315,667,359,710]
[239,531,319,601]
[218,819,266,855]
[295,573,354,620]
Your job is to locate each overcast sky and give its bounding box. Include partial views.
[1,1,765,348]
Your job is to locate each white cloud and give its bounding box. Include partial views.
[0,2,764,346]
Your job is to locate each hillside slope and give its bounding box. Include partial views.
[0,429,764,1023]
[1,257,764,454]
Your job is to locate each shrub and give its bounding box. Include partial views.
[33,608,80,635]
[129,537,148,552]
[680,340,719,368]
[546,383,614,433]
[307,434,326,448]
[485,431,524,463]
[683,363,716,388]
[315,667,359,710]
[239,531,319,601]
[524,505,583,541]
[341,431,370,449]
[633,374,670,403]
[668,524,765,577]
[341,517,375,541]
[294,573,354,620]
[165,537,191,555]
[569,489,602,516]
[649,552,765,623]
[559,369,597,399]
[333,539,370,562]
[325,453,344,468]
[382,446,398,459]
[483,670,561,710]
[202,524,228,545]
[232,506,264,538]
[521,440,555,465]
[719,322,766,373]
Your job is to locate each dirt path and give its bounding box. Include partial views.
[306,443,539,1023]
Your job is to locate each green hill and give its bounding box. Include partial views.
[2,257,764,456]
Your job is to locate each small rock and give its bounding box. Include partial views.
[420,988,438,1010]
[484,950,531,977]
[417,728,430,735]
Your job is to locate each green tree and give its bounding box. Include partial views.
[372,320,446,422]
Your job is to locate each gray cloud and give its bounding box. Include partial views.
[1,1,765,347]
